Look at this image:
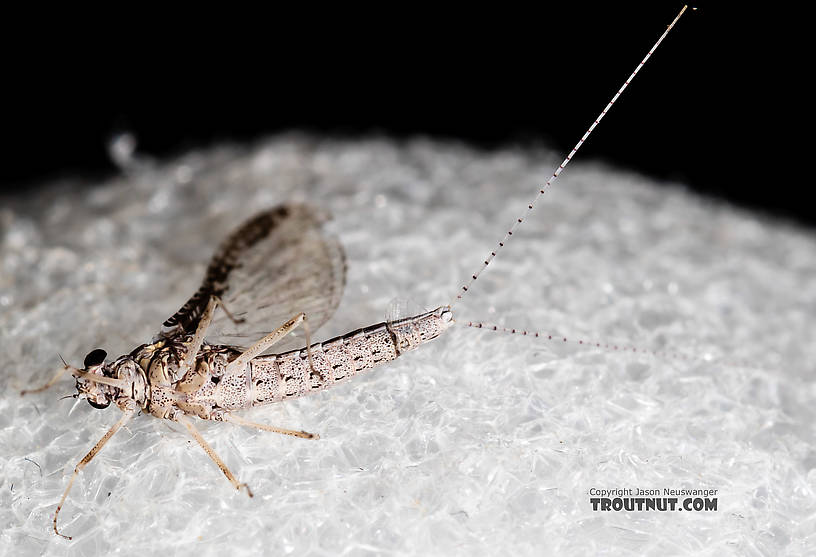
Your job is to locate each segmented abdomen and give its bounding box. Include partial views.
[249,322,399,405]
[200,307,450,412]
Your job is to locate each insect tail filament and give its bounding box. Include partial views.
[450,5,691,307]
[466,319,754,369]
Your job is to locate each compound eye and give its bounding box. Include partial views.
[88,398,111,410]
[84,348,107,368]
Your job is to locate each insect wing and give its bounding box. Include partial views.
[161,204,346,352]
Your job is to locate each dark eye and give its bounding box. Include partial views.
[88,398,111,410]
[84,348,107,368]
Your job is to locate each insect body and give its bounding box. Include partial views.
[24,6,690,540]
[26,204,454,539]
[87,302,452,424]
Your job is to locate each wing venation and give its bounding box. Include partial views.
[160,204,346,351]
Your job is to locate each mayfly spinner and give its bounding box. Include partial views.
[23,6,691,539]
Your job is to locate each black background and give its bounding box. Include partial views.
[2,4,807,225]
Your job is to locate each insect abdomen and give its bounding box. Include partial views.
[246,307,452,406]
[249,323,398,405]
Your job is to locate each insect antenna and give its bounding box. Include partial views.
[450,5,691,308]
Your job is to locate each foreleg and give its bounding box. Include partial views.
[53,409,136,539]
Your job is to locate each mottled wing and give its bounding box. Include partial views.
[161,204,346,352]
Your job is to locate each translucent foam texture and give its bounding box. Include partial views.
[1,135,815,555]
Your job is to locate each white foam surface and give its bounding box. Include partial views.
[1,135,815,556]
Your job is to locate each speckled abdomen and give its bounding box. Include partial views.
[248,308,451,405]
[249,322,396,404]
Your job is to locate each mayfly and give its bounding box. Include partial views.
[23,6,691,539]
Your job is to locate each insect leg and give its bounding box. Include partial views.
[21,364,73,396]
[177,414,253,498]
[53,408,136,540]
[181,296,219,372]
[211,295,245,325]
[221,413,319,439]
[301,313,318,377]
[226,312,314,373]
